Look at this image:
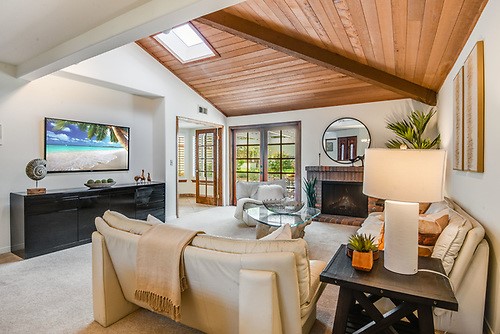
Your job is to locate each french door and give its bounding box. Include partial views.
[195,128,220,205]
[232,122,300,203]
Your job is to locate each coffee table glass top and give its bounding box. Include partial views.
[245,205,320,227]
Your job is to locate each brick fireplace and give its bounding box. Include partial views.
[305,166,383,225]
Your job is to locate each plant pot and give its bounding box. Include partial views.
[352,250,373,271]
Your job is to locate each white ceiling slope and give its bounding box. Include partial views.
[0,0,243,81]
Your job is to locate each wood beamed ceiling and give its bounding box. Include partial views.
[136,0,488,117]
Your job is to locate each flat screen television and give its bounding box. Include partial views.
[44,117,130,173]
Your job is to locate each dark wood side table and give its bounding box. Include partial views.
[320,245,458,334]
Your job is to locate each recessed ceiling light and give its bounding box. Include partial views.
[153,22,217,64]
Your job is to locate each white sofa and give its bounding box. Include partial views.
[234,179,287,227]
[358,198,489,334]
[92,211,326,334]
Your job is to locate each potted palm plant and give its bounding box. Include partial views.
[303,177,317,208]
[348,234,378,271]
[385,109,440,149]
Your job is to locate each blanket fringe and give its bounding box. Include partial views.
[135,290,181,322]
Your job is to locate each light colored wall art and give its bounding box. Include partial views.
[453,67,464,170]
[463,41,485,172]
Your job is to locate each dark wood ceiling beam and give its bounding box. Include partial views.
[197,11,437,106]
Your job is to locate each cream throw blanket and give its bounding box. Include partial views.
[134,224,203,321]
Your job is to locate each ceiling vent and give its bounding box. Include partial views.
[198,106,208,114]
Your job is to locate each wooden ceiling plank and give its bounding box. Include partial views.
[322,0,357,57]
[188,58,310,85]
[375,0,395,74]
[333,0,368,64]
[361,0,387,71]
[194,62,318,87]
[421,0,464,88]
[412,0,444,86]
[405,0,425,81]
[283,0,327,48]
[197,11,437,105]
[202,69,341,96]
[306,0,345,54]
[255,0,300,35]
[391,0,408,77]
[220,85,403,111]
[295,0,338,52]
[206,76,363,101]
[429,0,487,89]
[341,0,379,66]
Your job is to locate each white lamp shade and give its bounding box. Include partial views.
[363,149,446,203]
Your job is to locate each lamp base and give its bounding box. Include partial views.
[384,200,419,275]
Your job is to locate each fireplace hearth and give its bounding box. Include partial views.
[321,181,367,218]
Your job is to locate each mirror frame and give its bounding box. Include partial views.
[321,117,371,164]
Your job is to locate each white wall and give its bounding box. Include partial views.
[0,73,157,253]
[437,0,500,332]
[227,98,430,199]
[61,43,228,220]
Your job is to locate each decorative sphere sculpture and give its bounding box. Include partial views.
[25,159,47,181]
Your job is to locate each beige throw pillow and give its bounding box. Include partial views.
[418,209,449,246]
[431,209,473,274]
[256,184,284,201]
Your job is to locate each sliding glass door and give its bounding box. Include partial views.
[232,122,300,202]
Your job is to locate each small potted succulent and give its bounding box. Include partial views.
[348,234,378,271]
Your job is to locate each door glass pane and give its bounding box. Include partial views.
[236,159,247,172]
[248,131,260,145]
[236,173,247,182]
[282,144,295,158]
[267,145,280,158]
[268,159,281,172]
[206,146,213,159]
[199,184,206,196]
[282,159,295,173]
[236,132,248,145]
[248,159,260,172]
[207,185,214,197]
[206,160,213,173]
[268,173,281,180]
[248,145,260,158]
[198,158,205,171]
[267,130,281,144]
[281,129,295,144]
[248,173,260,181]
[236,146,247,158]
[206,133,214,146]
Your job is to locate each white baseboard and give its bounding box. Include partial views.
[0,245,11,254]
[484,319,494,334]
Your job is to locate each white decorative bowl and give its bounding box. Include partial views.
[84,181,116,189]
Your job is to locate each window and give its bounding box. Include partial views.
[177,135,185,177]
[232,122,300,201]
[192,135,196,178]
[153,22,217,64]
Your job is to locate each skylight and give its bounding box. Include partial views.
[154,23,216,64]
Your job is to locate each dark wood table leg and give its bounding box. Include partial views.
[417,305,434,334]
[333,287,354,334]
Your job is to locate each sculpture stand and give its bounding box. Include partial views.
[27,181,46,195]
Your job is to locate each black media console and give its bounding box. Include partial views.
[10,182,165,259]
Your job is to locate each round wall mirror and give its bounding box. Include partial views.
[322,117,371,164]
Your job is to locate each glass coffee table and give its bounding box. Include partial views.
[244,204,321,239]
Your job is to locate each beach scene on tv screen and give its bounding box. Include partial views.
[45,118,129,172]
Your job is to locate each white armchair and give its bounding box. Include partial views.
[234,180,287,226]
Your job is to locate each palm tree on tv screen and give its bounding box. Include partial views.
[53,120,129,151]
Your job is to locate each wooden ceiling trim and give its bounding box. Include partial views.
[197,11,437,105]
[429,0,488,89]
[376,0,396,75]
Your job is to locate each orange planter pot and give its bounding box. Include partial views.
[352,251,374,271]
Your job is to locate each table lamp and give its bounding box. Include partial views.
[363,148,446,275]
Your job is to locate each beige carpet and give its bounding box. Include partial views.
[0,206,357,334]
